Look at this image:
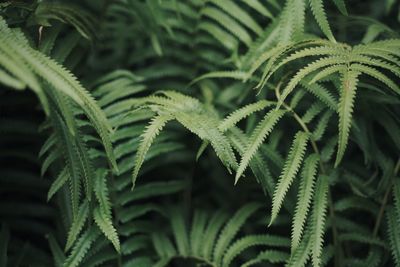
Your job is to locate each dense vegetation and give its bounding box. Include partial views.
[0,0,400,266]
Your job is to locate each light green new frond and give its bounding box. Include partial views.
[309,0,336,42]
[387,207,400,267]
[335,70,360,167]
[47,167,69,201]
[93,206,120,253]
[236,109,285,182]
[213,203,261,263]
[132,114,172,187]
[241,250,289,267]
[219,100,273,132]
[63,228,100,267]
[222,234,290,267]
[270,131,309,226]
[310,175,329,267]
[65,200,89,251]
[292,154,319,251]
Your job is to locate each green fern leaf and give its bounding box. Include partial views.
[292,154,319,251]
[65,200,89,251]
[47,167,69,201]
[222,234,289,267]
[387,207,400,267]
[310,175,329,267]
[213,203,261,263]
[309,0,336,42]
[132,114,172,188]
[93,206,120,253]
[335,70,360,167]
[63,227,100,267]
[241,249,289,267]
[219,100,273,132]
[270,131,309,226]
[236,109,285,182]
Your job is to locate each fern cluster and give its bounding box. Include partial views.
[0,0,400,267]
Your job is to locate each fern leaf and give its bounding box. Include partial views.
[241,250,289,267]
[278,56,347,107]
[47,167,69,201]
[292,154,319,251]
[219,100,272,132]
[309,0,336,42]
[214,202,261,263]
[132,114,172,188]
[93,206,120,253]
[335,70,360,167]
[387,207,400,267]
[47,234,65,267]
[65,200,89,251]
[236,109,285,182]
[394,178,400,221]
[270,131,309,226]
[169,207,189,256]
[190,210,208,256]
[222,234,289,267]
[332,0,348,15]
[202,211,229,260]
[310,175,329,267]
[63,227,100,267]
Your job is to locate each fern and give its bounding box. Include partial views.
[292,154,319,251]
[270,131,309,226]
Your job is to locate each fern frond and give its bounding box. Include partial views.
[309,0,336,42]
[292,154,319,251]
[236,109,285,182]
[241,249,289,267]
[93,206,120,253]
[270,131,309,226]
[335,70,360,167]
[63,228,100,267]
[132,114,172,187]
[387,207,400,267]
[222,234,290,267]
[47,167,69,201]
[278,56,347,107]
[65,200,89,251]
[219,100,273,132]
[213,202,261,263]
[310,175,329,267]
[169,207,189,256]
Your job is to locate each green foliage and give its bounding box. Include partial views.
[0,0,399,267]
